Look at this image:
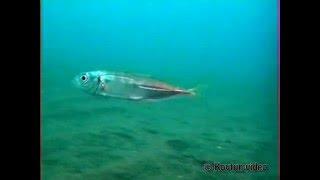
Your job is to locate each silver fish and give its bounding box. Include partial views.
[72,70,196,101]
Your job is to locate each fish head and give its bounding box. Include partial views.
[72,71,104,94]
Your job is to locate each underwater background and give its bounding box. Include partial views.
[41,0,279,179]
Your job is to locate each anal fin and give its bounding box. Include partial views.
[129,96,143,100]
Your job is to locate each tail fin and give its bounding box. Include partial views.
[186,84,208,96]
[186,88,197,96]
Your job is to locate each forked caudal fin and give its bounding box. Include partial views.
[183,84,208,96]
[185,88,196,95]
[176,87,197,96]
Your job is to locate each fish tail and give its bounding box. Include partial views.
[185,84,208,96]
[186,88,197,96]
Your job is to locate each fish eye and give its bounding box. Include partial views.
[81,75,87,81]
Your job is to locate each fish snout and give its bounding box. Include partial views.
[72,76,80,87]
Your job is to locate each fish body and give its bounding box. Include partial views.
[73,70,195,101]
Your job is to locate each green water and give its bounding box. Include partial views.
[42,0,279,179]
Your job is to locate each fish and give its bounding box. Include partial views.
[72,70,196,101]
